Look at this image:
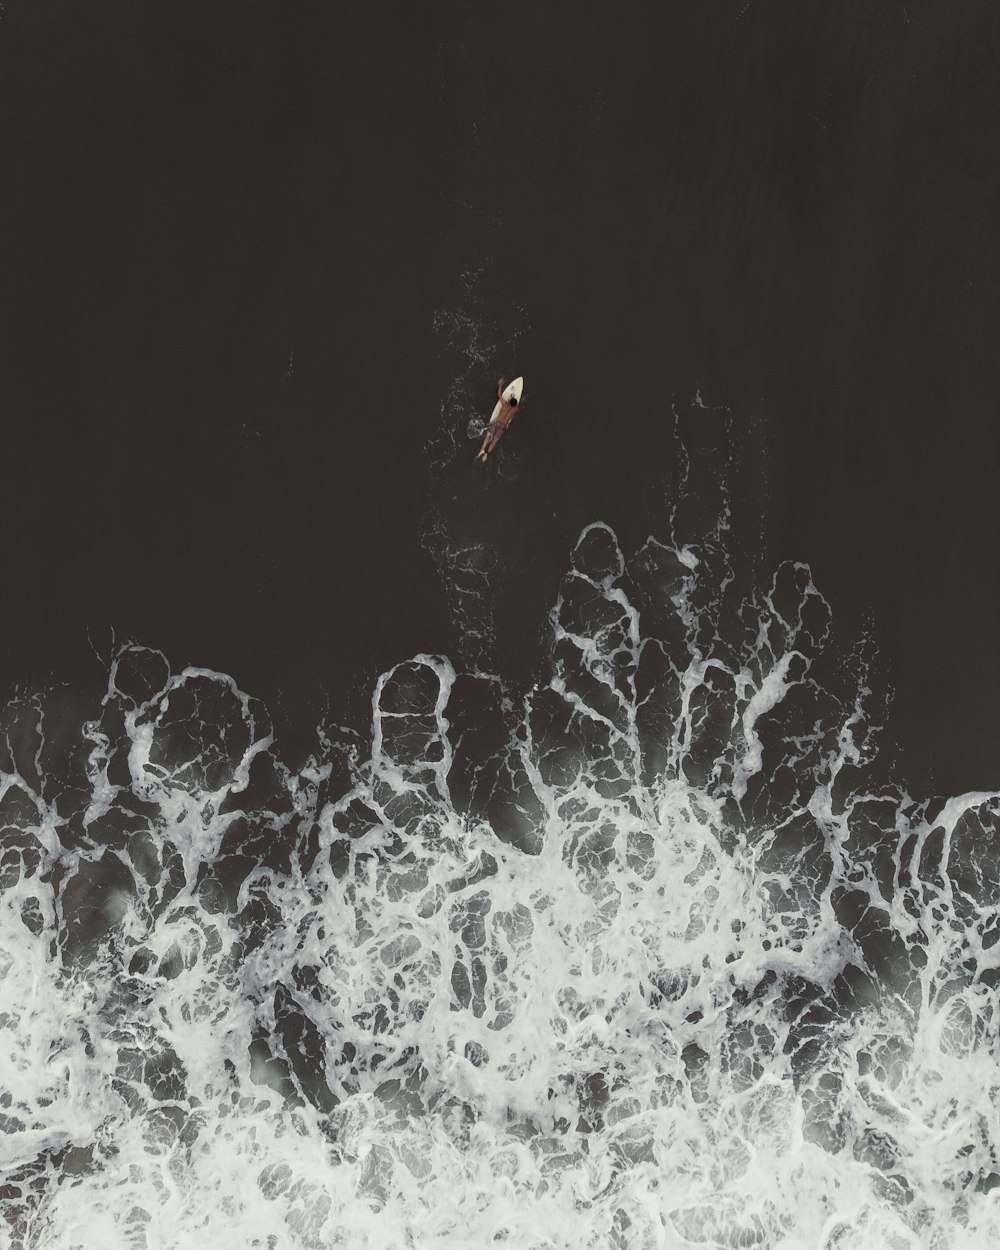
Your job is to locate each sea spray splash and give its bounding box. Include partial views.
[1,524,999,1248]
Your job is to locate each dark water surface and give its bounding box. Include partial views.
[3,4,1000,1246]
[4,0,998,792]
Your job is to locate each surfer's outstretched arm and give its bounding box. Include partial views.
[496,376,505,399]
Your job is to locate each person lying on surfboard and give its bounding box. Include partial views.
[475,375,523,463]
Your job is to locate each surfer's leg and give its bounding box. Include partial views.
[476,421,501,462]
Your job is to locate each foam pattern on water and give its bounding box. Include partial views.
[1,524,999,1249]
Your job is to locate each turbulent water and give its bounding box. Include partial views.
[2,514,1000,1250]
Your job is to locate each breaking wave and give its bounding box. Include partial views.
[2,520,999,1249]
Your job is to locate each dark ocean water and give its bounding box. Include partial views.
[2,2,1000,1246]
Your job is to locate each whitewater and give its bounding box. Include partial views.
[1,511,999,1249]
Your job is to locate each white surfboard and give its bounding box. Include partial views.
[488,376,524,424]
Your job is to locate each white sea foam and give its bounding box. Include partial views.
[1,523,999,1249]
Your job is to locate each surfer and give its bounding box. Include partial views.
[475,376,522,463]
